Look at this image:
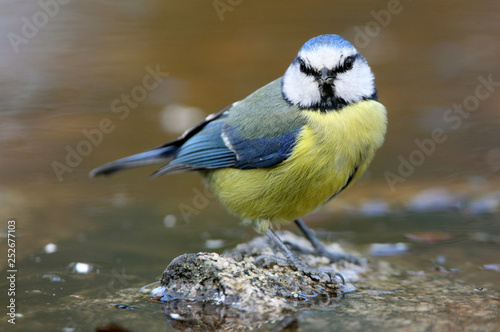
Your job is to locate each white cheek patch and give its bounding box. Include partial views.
[335,62,375,103]
[282,64,321,107]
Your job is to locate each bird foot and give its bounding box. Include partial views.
[284,240,366,266]
[291,259,345,285]
[292,219,367,266]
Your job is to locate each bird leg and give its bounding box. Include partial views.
[265,228,344,284]
[294,219,364,265]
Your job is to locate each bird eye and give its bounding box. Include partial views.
[344,56,354,70]
[298,58,308,73]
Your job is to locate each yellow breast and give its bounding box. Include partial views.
[203,100,387,232]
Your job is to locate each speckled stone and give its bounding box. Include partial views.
[154,231,362,330]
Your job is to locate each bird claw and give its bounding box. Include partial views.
[286,242,364,265]
[333,271,346,285]
[254,254,345,285]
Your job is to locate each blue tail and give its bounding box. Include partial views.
[90,106,230,178]
[89,145,179,177]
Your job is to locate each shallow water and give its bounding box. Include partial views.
[1,0,500,331]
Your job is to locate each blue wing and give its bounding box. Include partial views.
[224,124,301,169]
[153,115,235,175]
[91,78,304,178]
[153,112,301,176]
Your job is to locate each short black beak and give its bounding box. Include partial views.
[320,67,335,85]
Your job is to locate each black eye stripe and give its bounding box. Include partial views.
[337,54,358,73]
[297,58,319,76]
[297,53,359,77]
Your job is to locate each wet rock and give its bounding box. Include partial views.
[466,191,500,214]
[407,188,463,212]
[483,264,500,273]
[154,231,361,331]
[369,242,409,256]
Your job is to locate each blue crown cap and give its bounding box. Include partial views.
[300,34,354,52]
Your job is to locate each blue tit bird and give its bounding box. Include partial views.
[91,34,387,284]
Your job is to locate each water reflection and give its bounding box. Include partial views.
[162,300,308,331]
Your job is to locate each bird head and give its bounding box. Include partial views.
[282,34,378,112]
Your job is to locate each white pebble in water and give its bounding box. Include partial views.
[370,242,408,256]
[43,243,57,254]
[68,262,94,274]
[163,214,177,228]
